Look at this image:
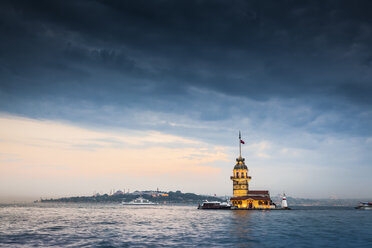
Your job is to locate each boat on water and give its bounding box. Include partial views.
[121,197,158,205]
[355,202,372,210]
[198,200,232,209]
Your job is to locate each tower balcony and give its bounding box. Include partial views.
[230,176,252,180]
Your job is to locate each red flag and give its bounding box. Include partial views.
[240,140,245,144]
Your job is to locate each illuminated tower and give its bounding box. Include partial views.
[230,131,251,197]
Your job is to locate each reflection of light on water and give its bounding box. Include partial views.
[231,211,254,241]
[229,210,273,246]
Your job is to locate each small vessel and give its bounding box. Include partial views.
[355,202,372,210]
[198,200,231,209]
[122,197,158,205]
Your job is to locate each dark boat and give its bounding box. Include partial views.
[198,200,231,209]
[355,202,372,210]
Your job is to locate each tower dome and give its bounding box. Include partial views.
[234,156,248,170]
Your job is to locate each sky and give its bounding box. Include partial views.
[1,0,372,201]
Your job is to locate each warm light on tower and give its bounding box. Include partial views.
[230,131,275,209]
[230,131,251,197]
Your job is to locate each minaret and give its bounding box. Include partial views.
[230,131,251,197]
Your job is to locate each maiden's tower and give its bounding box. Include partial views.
[230,132,276,209]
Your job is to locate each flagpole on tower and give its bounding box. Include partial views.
[239,131,241,158]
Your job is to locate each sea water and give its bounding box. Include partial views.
[0,204,371,247]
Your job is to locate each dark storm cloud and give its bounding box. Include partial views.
[1,0,372,135]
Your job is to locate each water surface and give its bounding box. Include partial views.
[0,204,371,247]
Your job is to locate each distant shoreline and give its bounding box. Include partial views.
[35,190,224,204]
[33,192,368,207]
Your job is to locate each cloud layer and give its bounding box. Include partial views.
[1,0,372,199]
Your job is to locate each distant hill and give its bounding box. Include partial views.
[37,191,368,206]
[37,190,223,204]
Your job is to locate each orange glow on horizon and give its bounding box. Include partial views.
[0,115,228,197]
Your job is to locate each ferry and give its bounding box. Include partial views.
[122,197,158,205]
[198,200,232,209]
[355,202,372,210]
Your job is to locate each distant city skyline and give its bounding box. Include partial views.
[1,0,372,201]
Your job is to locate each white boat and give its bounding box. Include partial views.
[121,197,158,205]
